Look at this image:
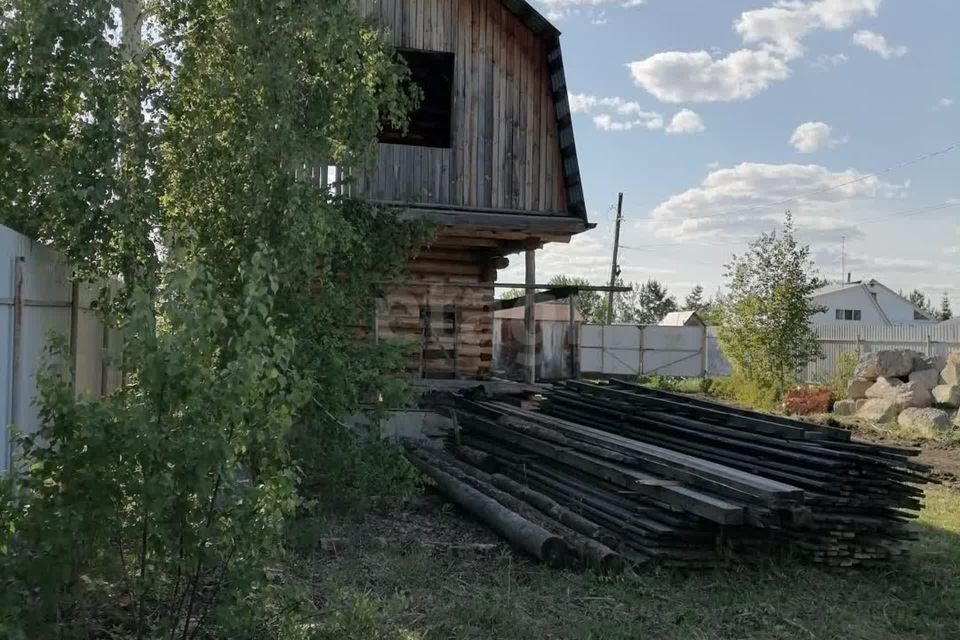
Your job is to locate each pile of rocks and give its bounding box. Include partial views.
[834,350,960,436]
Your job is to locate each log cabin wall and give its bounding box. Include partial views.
[379,240,499,379]
[353,0,569,215]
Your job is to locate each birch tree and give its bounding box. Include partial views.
[718,213,823,398]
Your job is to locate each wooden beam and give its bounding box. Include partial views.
[524,248,536,384]
[490,286,575,311]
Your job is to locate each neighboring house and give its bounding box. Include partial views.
[811,279,938,326]
[345,1,588,379]
[659,311,704,327]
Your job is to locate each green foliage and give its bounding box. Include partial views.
[636,374,681,392]
[683,284,705,312]
[829,350,861,400]
[0,0,429,637]
[547,274,607,323]
[908,289,934,315]
[618,279,678,325]
[1,252,309,638]
[708,374,779,411]
[940,293,953,321]
[291,418,421,518]
[717,213,823,400]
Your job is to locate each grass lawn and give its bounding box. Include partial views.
[301,483,960,640]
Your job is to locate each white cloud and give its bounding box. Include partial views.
[790,121,846,153]
[628,0,882,103]
[533,0,646,22]
[647,162,904,242]
[593,113,663,131]
[811,52,848,70]
[628,49,790,103]
[570,93,664,132]
[934,97,954,111]
[815,247,947,279]
[852,30,908,59]
[735,0,881,60]
[497,227,676,287]
[666,109,705,134]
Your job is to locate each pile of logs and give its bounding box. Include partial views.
[410,379,934,569]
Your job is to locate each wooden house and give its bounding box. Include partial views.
[349,0,590,379]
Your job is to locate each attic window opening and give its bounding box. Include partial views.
[379,49,454,149]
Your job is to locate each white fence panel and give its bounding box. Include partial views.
[805,325,960,383]
[579,325,704,378]
[578,323,960,382]
[1,224,121,475]
[640,326,704,377]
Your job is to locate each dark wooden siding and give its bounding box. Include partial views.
[353,0,568,215]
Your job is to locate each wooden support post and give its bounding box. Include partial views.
[568,294,577,379]
[524,248,536,384]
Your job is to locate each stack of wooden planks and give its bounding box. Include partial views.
[411,379,934,569]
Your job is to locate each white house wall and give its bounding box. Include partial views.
[811,288,887,326]
[872,286,929,325]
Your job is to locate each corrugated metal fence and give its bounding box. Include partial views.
[1,225,121,475]
[804,325,960,383]
[574,323,960,382]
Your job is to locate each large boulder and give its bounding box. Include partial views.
[857,398,899,423]
[942,352,960,386]
[908,368,942,391]
[846,377,874,400]
[865,377,903,400]
[855,399,869,411]
[833,399,858,416]
[915,354,947,373]
[932,384,960,408]
[855,350,920,380]
[897,407,953,438]
[894,382,934,410]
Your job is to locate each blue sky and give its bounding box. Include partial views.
[501,0,959,308]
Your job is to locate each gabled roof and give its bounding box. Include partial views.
[497,1,587,223]
[498,0,561,37]
[812,280,864,297]
[812,278,938,323]
[659,311,704,327]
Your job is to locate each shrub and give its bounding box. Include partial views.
[783,386,835,415]
[290,418,421,517]
[0,254,314,639]
[829,350,861,400]
[709,374,780,412]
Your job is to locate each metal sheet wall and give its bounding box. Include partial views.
[579,325,706,378]
[0,225,122,475]
[804,325,960,383]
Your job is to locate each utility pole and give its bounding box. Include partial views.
[606,193,624,325]
[841,235,846,284]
